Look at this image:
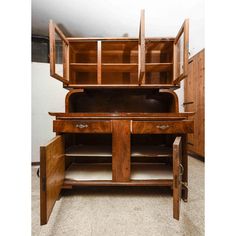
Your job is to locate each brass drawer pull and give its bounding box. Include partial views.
[76,124,88,129]
[156,125,170,130]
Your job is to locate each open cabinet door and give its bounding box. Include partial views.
[40,135,65,225]
[49,20,69,85]
[173,136,182,220]
[138,9,145,85]
[173,19,189,85]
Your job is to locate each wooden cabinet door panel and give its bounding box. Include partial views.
[184,49,204,157]
[40,135,65,225]
[49,20,69,84]
[173,136,182,220]
[173,19,189,85]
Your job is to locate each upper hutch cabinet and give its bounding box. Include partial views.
[49,11,189,88]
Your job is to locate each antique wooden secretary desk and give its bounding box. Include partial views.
[40,10,193,225]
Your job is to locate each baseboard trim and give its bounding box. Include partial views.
[32,161,40,166]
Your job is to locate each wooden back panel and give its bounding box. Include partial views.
[66,89,178,113]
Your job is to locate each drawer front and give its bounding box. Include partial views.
[53,120,112,133]
[132,121,193,134]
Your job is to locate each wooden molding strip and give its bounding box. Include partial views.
[97,41,102,84]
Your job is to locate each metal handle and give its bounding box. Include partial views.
[179,164,184,176]
[156,125,170,130]
[76,124,88,129]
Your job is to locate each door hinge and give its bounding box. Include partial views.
[42,176,46,192]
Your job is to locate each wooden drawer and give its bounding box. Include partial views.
[53,120,112,133]
[132,121,193,134]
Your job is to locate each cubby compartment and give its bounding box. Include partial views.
[130,134,175,180]
[68,42,97,84]
[101,41,139,85]
[102,41,138,63]
[145,40,173,85]
[64,133,112,181]
[63,134,175,182]
[145,41,173,63]
[70,42,97,63]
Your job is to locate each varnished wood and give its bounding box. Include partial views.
[102,63,138,72]
[70,63,97,72]
[53,120,112,133]
[65,144,172,158]
[67,37,175,42]
[49,16,188,87]
[64,89,180,113]
[146,63,172,72]
[63,179,173,187]
[138,9,146,84]
[49,112,194,119]
[181,135,188,201]
[40,135,65,225]
[173,136,182,220]
[97,41,102,84]
[65,84,180,89]
[132,121,194,134]
[185,49,205,157]
[49,20,69,84]
[43,15,193,223]
[112,120,130,182]
[173,19,189,85]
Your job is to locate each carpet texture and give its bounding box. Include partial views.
[32,156,204,236]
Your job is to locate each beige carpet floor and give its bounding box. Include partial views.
[32,157,204,236]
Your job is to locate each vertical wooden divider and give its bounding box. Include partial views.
[97,41,102,84]
[138,9,145,85]
[112,120,131,182]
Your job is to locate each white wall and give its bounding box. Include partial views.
[32,0,204,56]
[32,63,67,162]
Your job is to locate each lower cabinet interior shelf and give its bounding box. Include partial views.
[65,145,172,157]
[65,163,173,181]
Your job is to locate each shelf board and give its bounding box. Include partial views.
[146,63,173,72]
[102,63,138,72]
[65,145,172,158]
[70,63,172,73]
[63,179,173,187]
[67,37,175,42]
[66,84,179,89]
[132,145,172,158]
[65,145,112,157]
[49,112,193,119]
[70,63,97,72]
[64,163,173,182]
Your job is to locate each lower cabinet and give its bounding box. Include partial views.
[40,119,189,225]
